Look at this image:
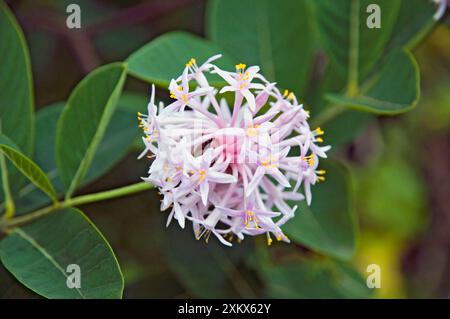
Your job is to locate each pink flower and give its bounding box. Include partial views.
[139,55,330,246]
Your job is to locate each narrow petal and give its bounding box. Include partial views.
[212,66,236,86]
[246,166,266,197]
[208,171,237,183]
[200,181,209,206]
[173,202,185,228]
[242,89,256,112]
[271,168,291,188]
[304,182,312,206]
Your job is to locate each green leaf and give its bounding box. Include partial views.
[0,208,124,299]
[325,49,420,114]
[163,224,256,298]
[207,0,314,94]
[0,1,34,155]
[388,0,436,50]
[306,62,373,150]
[56,63,127,197]
[127,31,235,87]
[12,93,145,215]
[313,0,401,89]
[0,134,57,202]
[258,256,372,298]
[284,161,357,260]
[323,111,372,150]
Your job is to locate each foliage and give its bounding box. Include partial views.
[0,0,443,298]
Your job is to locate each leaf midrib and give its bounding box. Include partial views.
[13,228,86,299]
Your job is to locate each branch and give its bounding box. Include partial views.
[0,182,153,230]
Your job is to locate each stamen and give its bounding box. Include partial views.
[315,127,324,135]
[197,169,206,183]
[186,58,196,67]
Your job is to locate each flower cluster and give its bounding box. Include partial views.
[138,55,330,246]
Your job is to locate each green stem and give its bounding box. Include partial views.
[1,182,153,230]
[0,153,15,219]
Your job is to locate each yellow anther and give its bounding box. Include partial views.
[283,89,289,97]
[246,126,258,137]
[315,127,324,135]
[276,235,282,241]
[197,169,206,183]
[317,169,326,175]
[239,83,248,89]
[261,159,275,168]
[182,94,188,103]
[261,155,277,169]
[178,86,183,91]
[316,137,324,143]
[186,58,196,67]
[267,237,273,246]
[287,92,295,100]
[317,176,326,182]
[235,63,246,70]
[245,210,260,228]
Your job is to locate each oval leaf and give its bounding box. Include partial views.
[13,93,145,215]
[284,161,357,260]
[325,49,420,114]
[313,0,401,87]
[0,1,34,155]
[56,63,127,197]
[127,31,235,87]
[0,134,56,202]
[388,0,437,50]
[0,208,124,299]
[207,0,314,94]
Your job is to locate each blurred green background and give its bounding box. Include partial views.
[0,0,449,298]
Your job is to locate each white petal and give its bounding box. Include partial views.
[304,182,312,206]
[271,168,291,188]
[208,171,237,183]
[200,181,209,206]
[173,202,185,229]
[219,85,236,94]
[213,66,236,86]
[246,166,265,197]
[242,89,256,112]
